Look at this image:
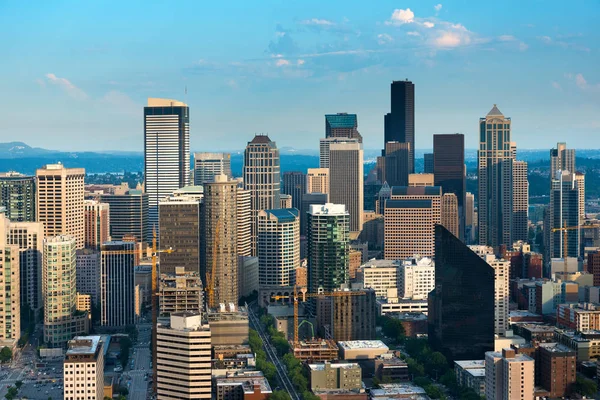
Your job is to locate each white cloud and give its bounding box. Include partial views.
[575,73,588,89]
[275,59,291,67]
[377,33,394,44]
[423,21,435,28]
[434,32,464,48]
[564,73,600,91]
[407,31,421,37]
[519,42,528,51]
[300,18,334,26]
[387,8,414,25]
[45,73,87,99]
[551,81,562,90]
[297,59,305,66]
[538,35,552,43]
[434,4,442,12]
[498,35,516,42]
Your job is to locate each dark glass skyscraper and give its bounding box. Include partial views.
[428,225,495,361]
[325,113,362,143]
[384,141,410,187]
[434,134,466,240]
[423,153,434,174]
[384,80,415,173]
[0,172,36,222]
[283,171,307,211]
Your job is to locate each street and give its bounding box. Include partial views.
[126,323,152,400]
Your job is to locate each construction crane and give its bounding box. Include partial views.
[551,223,600,274]
[205,221,220,308]
[103,230,173,393]
[272,286,365,345]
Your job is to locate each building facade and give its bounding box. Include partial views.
[282,171,306,211]
[76,249,100,305]
[325,113,362,142]
[307,168,329,195]
[0,211,20,348]
[434,134,465,239]
[99,189,149,243]
[193,152,231,185]
[84,200,110,250]
[485,348,534,400]
[512,161,529,242]
[329,141,364,232]
[63,336,104,400]
[384,80,415,173]
[0,172,36,222]
[441,193,460,238]
[100,241,136,327]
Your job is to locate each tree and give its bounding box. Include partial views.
[302,391,320,400]
[0,347,12,363]
[119,337,132,367]
[270,391,292,400]
[574,376,597,397]
[425,351,449,378]
[14,381,22,390]
[424,384,444,399]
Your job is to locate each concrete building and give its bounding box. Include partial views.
[384,186,441,259]
[308,362,362,392]
[43,235,89,348]
[36,163,85,249]
[455,360,486,397]
[357,260,399,298]
[0,211,19,349]
[193,152,231,185]
[551,142,575,181]
[408,173,434,187]
[76,293,91,314]
[238,256,259,298]
[538,343,576,398]
[243,135,281,255]
[325,113,362,142]
[76,249,100,305]
[84,200,110,250]
[319,137,360,169]
[99,189,149,243]
[257,208,299,289]
[144,98,190,232]
[279,194,292,209]
[236,187,252,258]
[398,256,435,301]
[557,303,600,331]
[512,161,529,242]
[465,192,475,243]
[202,175,238,307]
[63,336,104,400]
[282,171,306,211]
[159,190,201,274]
[377,298,428,316]
[338,340,389,360]
[207,305,249,346]
[100,241,136,327]
[7,221,43,317]
[156,312,212,399]
[0,172,36,222]
[485,348,534,400]
[478,105,513,248]
[293,339,339,362]
[307,168,329,195]
[159,267,203,320]
[441,193,459,238]
[316,289,377,342]
[370,383,427,399]
[329,141,364,232]
[214,370,272,400]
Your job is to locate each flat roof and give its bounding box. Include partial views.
[455,360,485,369]
[467,368,486,378]
[338,340,388,350]
[308,362,360,371]
[371,383,426,396]
[66,335,101,356]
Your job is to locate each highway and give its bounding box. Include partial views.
[247,304,301,400]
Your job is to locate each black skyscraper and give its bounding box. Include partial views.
[384,80,415,173]
[434,134,466,239]
[423,153,434,174]
[283,171,307,211]
[428,225,494,361]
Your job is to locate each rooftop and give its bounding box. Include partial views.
[370,383,427,396]
[249,134,274,145]
[390,186,441,197]
[486,104,504,117]
[263,208,299,222]
[467,368,486,378]
[385,199,433,209]
[147,97,187,107]
[325,113,358,129]
[308,362,360,371]
[455,360,485,370]
[66,335,101,356]
[338,340,388,350]
[538,343,575,354]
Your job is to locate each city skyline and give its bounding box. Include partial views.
[1,1,598,151]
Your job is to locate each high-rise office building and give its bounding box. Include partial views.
[156,312,212,399]
[301,193,328,237]
[202,175,238,307]
[512,160,529,242]
[384,80,415,172]
[465,192,476,243]
[0,172,36,222]
[575,172,585,223]
[485,348,534,400]
[283,171,306,211]
[0,211,20,347]
[384,186,441,259]
[329,141,364,232]
[478,105,513,248]
[423,153,434,174]
[159,189,202,274]
[43,235,89,347]
[99,189,149,243]
[550,171,581,258]
[428,225,495,361]
[193,152,231,185]
[307,168,329,195]
[307,204,350,296]
[236,187,252,257]
[280,194,292,209]
[36,163,85,249]
[325,113,362,142]
[550,142,576,179]
[257,209,299,288]
[63,336,105,400]
[243,135,280,255]
[441,193,459,238]
[84,200,110,250]
[100,241,136,327]
[434,134,465,239]
[159,267,203,319]
[76,249,100,305]
[319,137,359,169]
[384,142,410,187]
[144,98,190,231]
[7,221,43,318]
[408,173,434,187]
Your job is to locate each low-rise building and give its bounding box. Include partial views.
[387,312,428,337]
[557,303,600,331]
[214,370,272,400]
[485,348,534,400]
[63,336,104,400]
[454,360,485,397]
[309,362,362,392]
[373,353,409,382]
[338,340,389,360]
[511,323,555,343]
[555,329,600,361]
[538,343,576,398]
[369,383,429,399]
[294,339,339,362]
[207,304,249,346]
[377,298,428,316]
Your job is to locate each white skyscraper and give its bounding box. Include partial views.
[193,152,232,185]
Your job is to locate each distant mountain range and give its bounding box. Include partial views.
[1,142,599,175]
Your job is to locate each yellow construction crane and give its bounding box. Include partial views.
[551,223,600,274]
[103,230,173,393]
[272,286,365,345]
[205,221,220,308]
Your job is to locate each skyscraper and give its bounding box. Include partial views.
[384,80,415,173]
[100,189,149,243]
[307,168,329,195]
[0,211,20,347]
[307,204,349,297]
[478,105,513,248]
[236,187,252,257]
[441,193,460,238]
[485,348,534,400]
[84,200,110,250]
[257,209,299,288]
[0,172,36,222]
[193,152,232,185]
[575,172,586,223]
[325,113,362,142]
[319,137,359,169]
[434,134,466,239]
[329,141,364,232]
[144,98,190,231]
[159,188,202,274]
[550,142,576,179]
[243,135,281,255]
[384,141,410,187]
[36,163,85,249]
[301,193,328,237]
[76,249,100,305]
[283,171,307,211]
[512,160,529,242]
[465,192,475,243]
[202,175,238,307]
[428,225,495,361]
[551,171,581,258]
[100,241,136,327]
[423,153,434,174]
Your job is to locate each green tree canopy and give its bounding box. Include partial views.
[0,347,12,363]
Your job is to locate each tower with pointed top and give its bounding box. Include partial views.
[478,105,513,248]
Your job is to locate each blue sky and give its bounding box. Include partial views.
[1,0,599,152]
